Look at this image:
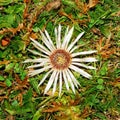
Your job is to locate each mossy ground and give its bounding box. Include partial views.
[0,0,120,120]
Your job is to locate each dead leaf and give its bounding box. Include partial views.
[24,0,30,3]
[43,106,61,113]
[23,0,31,19]
[96,37,115,58]
[1,37,10,46]
[110,77,120,88]
[14,93,23,106]
[59,11,75,23]
[13,74,29,91]
[0,23,23,35]
[46,0,61,11]
[0,60,10,65]
[91,27,101,35]
[0,82,6,87]
[0,96,8,102]
[5,115,15,120]
[80,106,94,118]
[75,0,88,13]
[88,0,99,8]
[30,32,38,40]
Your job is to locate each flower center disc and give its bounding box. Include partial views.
[49,49,71,70]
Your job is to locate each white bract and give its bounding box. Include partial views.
[24,25,97,96]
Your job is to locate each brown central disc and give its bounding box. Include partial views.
[49,49,71,70]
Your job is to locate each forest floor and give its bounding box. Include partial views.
[0,0,120,120]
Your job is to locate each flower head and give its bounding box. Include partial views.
[24,25,97,96]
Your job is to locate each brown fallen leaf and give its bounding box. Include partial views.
[59,11,75,23]
[88,0,99,8]
[110,77,120,88]
[45,0,61,12]
[75,0,98,13]
[24,0,30,3]
[13,74,29,91]
[1,37,10,46]
[0,96,8,102]
[80,106,94,118]
[0,23,23,35]
[5,115,15,120]
[0,60,10,65]
[75,0,88,13]
[14,93,23,106]
[96,37,115,58]
[30,32,38,40]
[0,82,6,87]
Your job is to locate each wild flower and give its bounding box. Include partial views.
[24,25,97,96]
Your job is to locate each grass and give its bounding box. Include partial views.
[0,0,120,119]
